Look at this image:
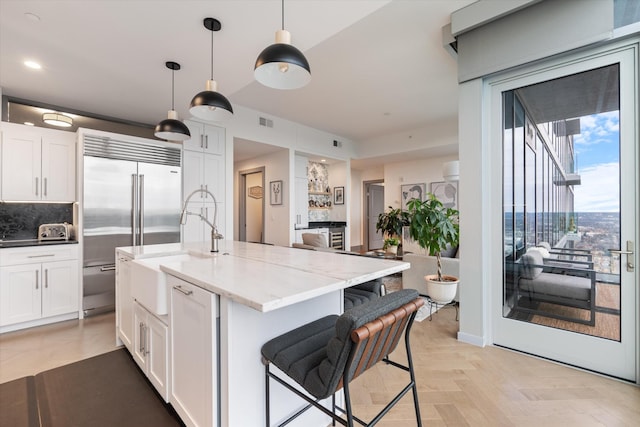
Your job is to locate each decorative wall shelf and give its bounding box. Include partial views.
[309,191,331,196]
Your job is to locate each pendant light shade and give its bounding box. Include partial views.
[155,61,191,142]
[254,1,311,90]
[190,18,234,121]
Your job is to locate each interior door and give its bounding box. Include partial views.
[367,183,385,250]
[491,43,637,381]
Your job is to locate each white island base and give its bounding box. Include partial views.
[116,241,409,427]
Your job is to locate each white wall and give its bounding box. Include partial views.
[350,166,384,249]
[383,155,458,211]
[234,149,290,247]
[222,105,357,243]
[327,162,347,222]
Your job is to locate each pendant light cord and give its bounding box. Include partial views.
[210,26,214,80]
[171,68,175,110]
[281,0,285,30]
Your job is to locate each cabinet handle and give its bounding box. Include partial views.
[44,177,48,196]
[200,135,204,148]
[35,270,39,290]
[173,285,193,296]
[144,326,150,356]
[35,177,39,196]
[27,254,55,258]
[45,269,48,288]
[205,134,209,149]
[139,321,146,354]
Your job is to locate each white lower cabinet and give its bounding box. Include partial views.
[132,301,169,401]
[116,254,134,351]
[0,245,79,332]
[169,275,217,427]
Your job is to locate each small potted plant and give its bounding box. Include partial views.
[383,237,400,255]
[376,206,410,241]
[406,193,460,304]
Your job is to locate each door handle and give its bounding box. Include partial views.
[139,174,145,246]
[132,174,138,246]
[609,241,635,272]
[100,265,116,272]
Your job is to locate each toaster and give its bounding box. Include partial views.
[38,223,70,241]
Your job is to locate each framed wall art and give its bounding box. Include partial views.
[270,180,283,205]
[400,183,426,210]
[430,181,458,209]
[334,187,344,205]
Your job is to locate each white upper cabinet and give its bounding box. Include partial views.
[1,122,75,201]
[182,120,224,155]
[181,121,226,242]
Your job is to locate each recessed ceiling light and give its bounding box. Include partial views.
[43,113,73,127]
[24,122,35,126]
[24,60,42,70]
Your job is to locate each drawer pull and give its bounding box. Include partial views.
[27,254,55,258]
[173,285,193,296]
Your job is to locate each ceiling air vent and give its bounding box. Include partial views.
[259,117,274,128]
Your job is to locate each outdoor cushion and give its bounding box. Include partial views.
[519,272,592,301]
[519,251,544,279]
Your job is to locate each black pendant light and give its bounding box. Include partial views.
[155,61,191,141]
[254,0,311,90]
[190,17,234,121]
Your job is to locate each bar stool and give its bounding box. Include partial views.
[261,289,423,426]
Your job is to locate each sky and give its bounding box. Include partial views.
[572,111,620,212]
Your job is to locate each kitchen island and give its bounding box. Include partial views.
[115,241,409,427]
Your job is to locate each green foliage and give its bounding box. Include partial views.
[383,237,400,249]
[407,193,459,281]
[376,206,410,239]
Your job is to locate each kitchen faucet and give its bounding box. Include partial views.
[180,188,223,252]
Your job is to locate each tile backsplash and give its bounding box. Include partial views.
[0,203,74,240]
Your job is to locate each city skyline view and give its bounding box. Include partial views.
[573,111,620,212]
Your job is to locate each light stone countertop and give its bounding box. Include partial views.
[117,240,408,312]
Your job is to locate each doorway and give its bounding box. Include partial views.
[491,42,637,381]
[363,180,384,251]
[239,168,265,243]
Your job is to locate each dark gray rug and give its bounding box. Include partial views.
[0,349,183,427]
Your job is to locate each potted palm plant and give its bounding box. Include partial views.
[376,206,410,240]
[406,193,460,304]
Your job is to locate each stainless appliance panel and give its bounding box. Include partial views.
[83,156,138,266]
[82,148,182,315]
[138,162,181,246]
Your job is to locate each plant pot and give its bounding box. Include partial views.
[385,245,398,256]
[424,274,459,304]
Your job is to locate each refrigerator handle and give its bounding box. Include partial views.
[139,174,145,246]
[132,174,138,246]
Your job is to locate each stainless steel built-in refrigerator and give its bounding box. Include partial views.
[82,136,181,315]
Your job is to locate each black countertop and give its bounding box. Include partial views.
[0,239,79,249]
[307,221,347,229]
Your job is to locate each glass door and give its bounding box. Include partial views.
[491,43,637,381]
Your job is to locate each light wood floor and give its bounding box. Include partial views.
[1,309,639,426]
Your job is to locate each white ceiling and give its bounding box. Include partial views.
[0,0,472,163]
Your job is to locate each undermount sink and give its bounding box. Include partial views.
[130,254,195,315]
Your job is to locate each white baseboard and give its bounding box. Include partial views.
[457,331,486,347]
